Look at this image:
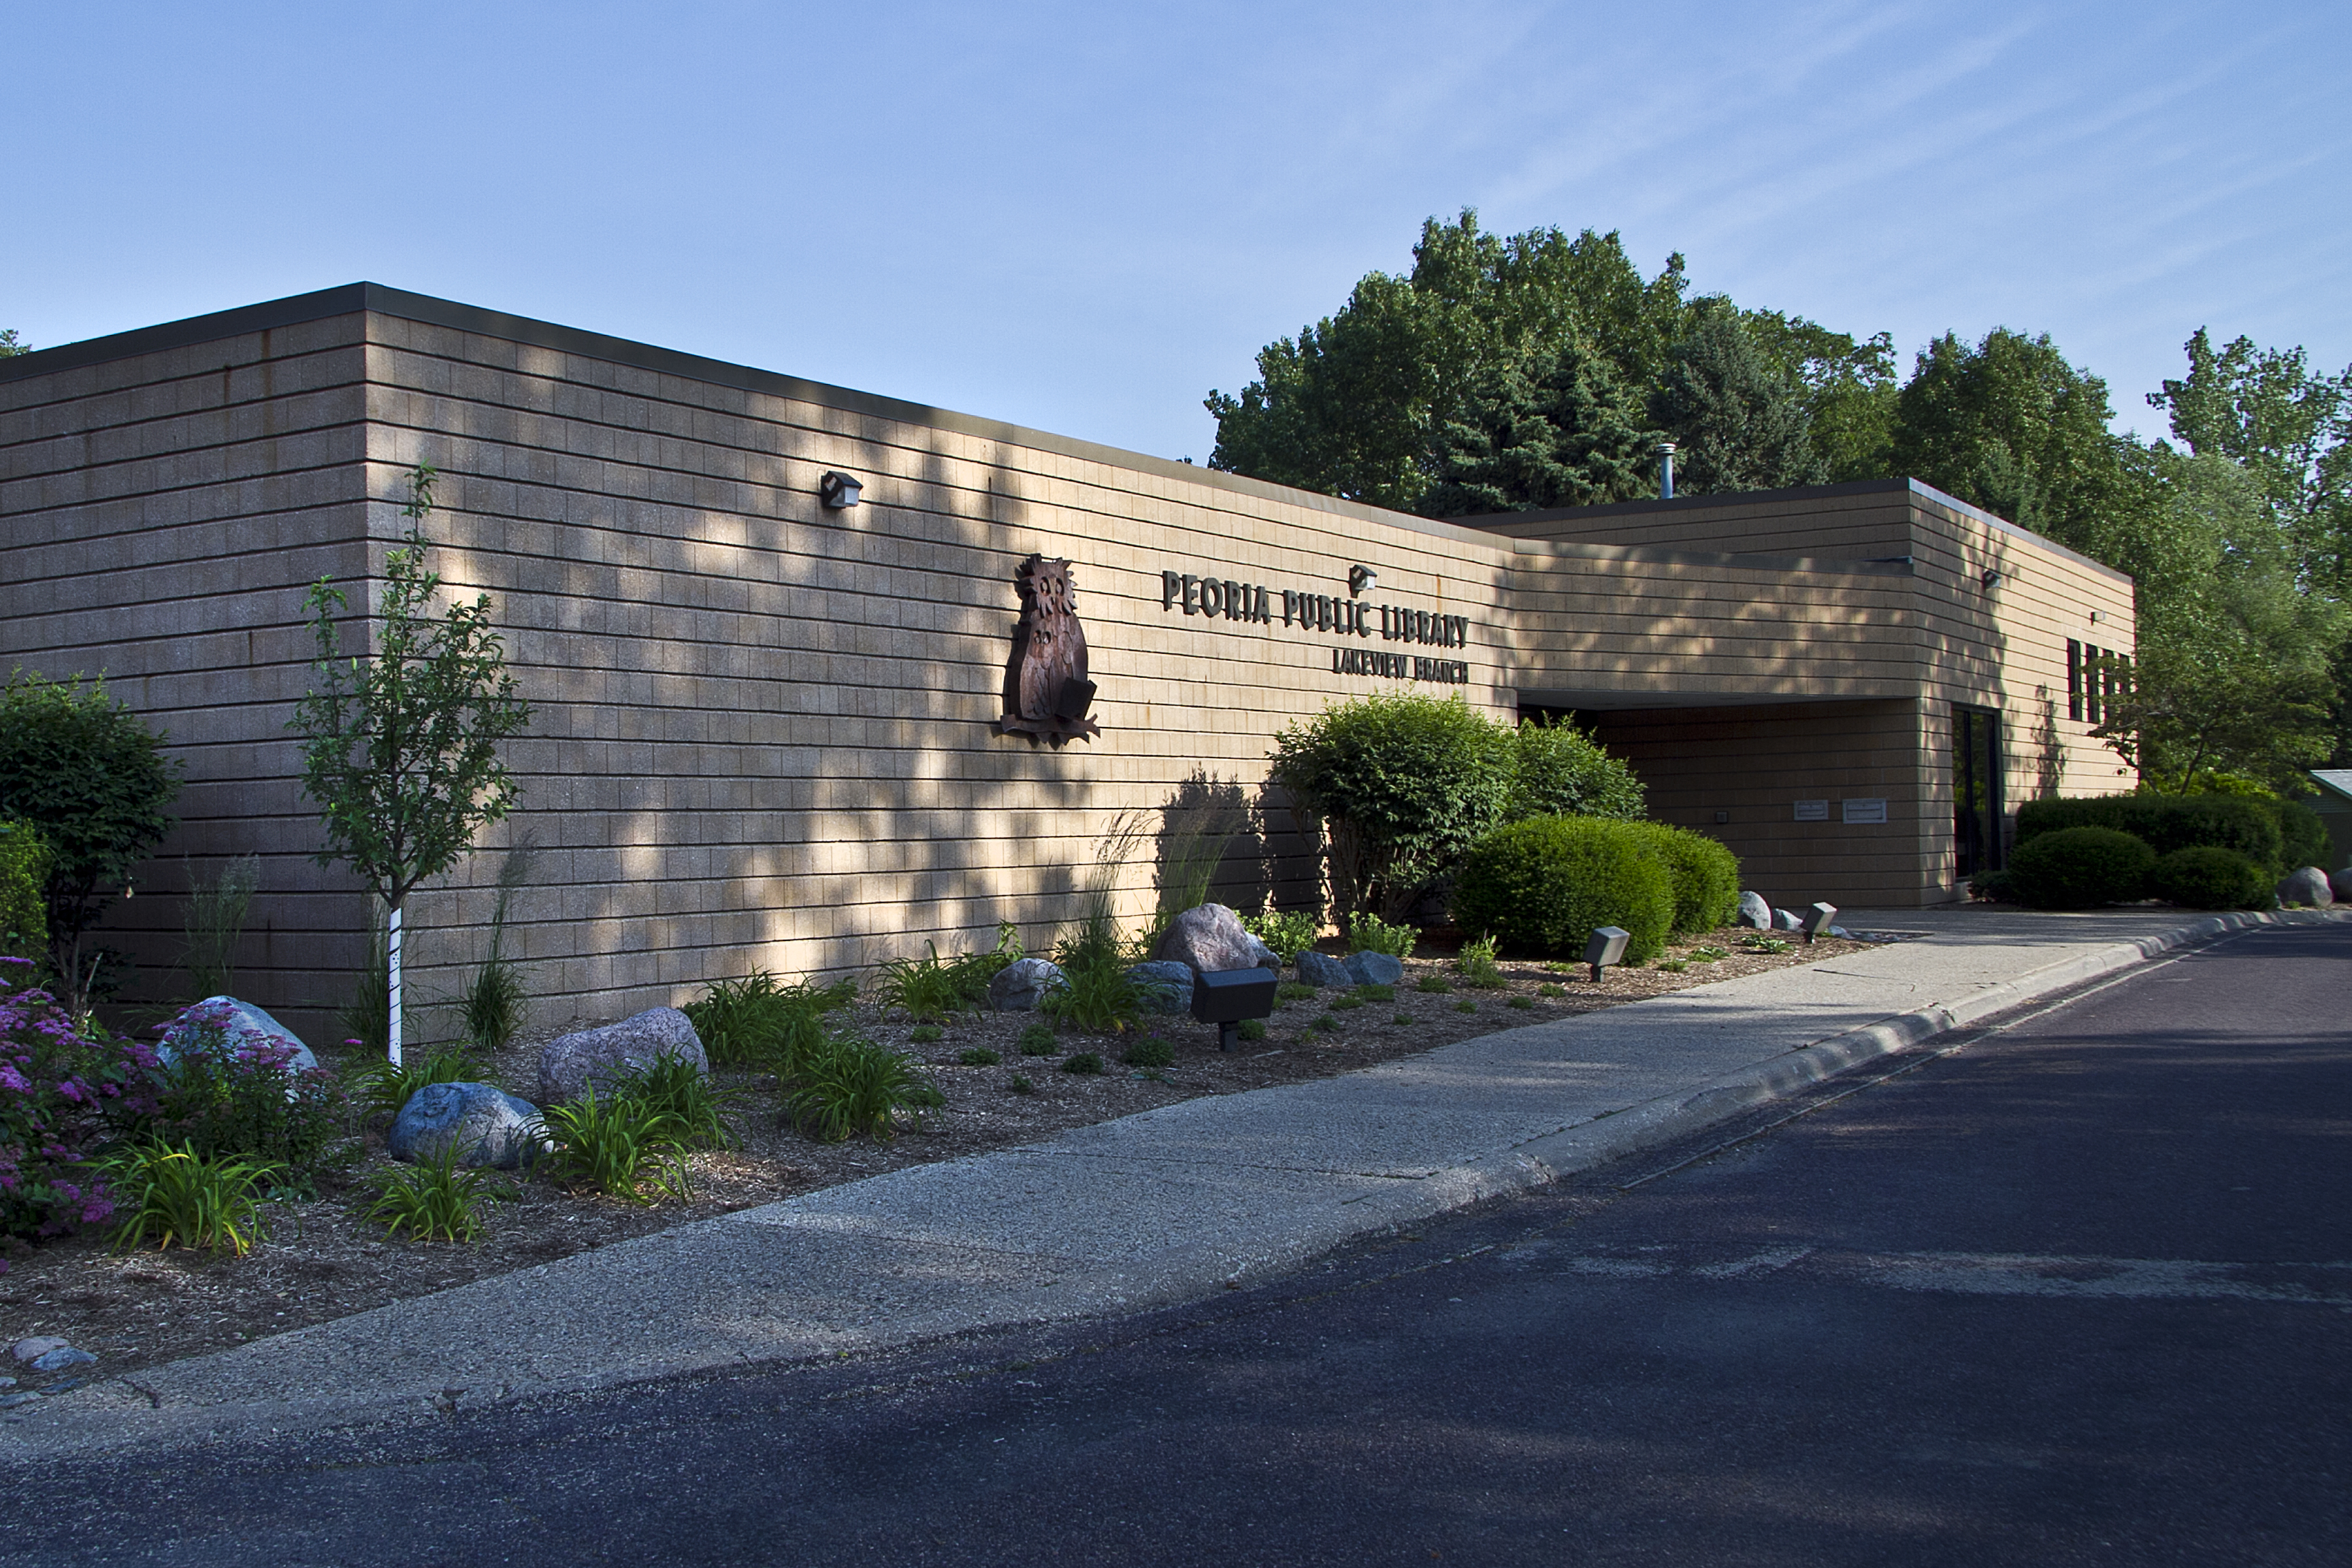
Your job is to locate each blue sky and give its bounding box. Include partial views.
[6,1,2346,464]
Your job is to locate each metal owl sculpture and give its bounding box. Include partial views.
[1000,553,1100,744]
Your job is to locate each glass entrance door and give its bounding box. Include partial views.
[1953,705,2006,879]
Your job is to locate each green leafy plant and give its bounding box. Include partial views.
[1688,945,1729,962]
[1455,934,1506,988]
[1657,958,1688,973]
[1452,816,1674,962]
[292,463,534,1064]
[613,1053,740,1150]
[1454,999,1477,1013]
[1508,717,1646,822]
[2148,845,2273,909]
[1040,951,1144,1035]
[140,1004,347,1177]
[1624,823,1742,934]
[367,1144,510,1243]
[536,1087,692,1203]
[1508,995,1535,1009]
[1120,1037,1175,1069]
[783,1033,942,1143]
[958,1046,1002,1066]
[1311,1013,1340,1033]
[1347,910,1418,959]
[1017,1023,1058,1056]
[179,853,259,1001]
[1539,983,1565,997]
[1330,994,1364,1011]
[1061,1052,1104,1075]
[1276,981,1318,1003]
[352,1045,495,1127]
[1391,1012,1413,1025]
[457,839,537,1053]
[1354,982,1396,1002]
[100,1141,279,1256]
[909,1024,943,1045]
[0,823,49,966]
[875,943,981,1024]
[683,970,857,1071]
[1237,1019,1267,1042]
[1414,975,1454,994]
[1237,906,1318,960]
[0,670,184,1012]
[1742,935,1791,955]
[1009,1074,1035,1094]
[2006,826,2155,909]
[2015,794,2281,872]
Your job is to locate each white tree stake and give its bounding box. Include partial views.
[387,898,404,1067]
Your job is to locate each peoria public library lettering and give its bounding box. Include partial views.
[1160,564,1471,685]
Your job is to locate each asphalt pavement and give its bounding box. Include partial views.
[8,917,2345,1565]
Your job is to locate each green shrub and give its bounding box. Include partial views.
[1237,1018,1267,1041]
[2268,799,2329,874]
[1017,1023,1058,1056]
[367,1144,510,1243]
[1453,999,1477,1013]
[876,942,983,1024]
[1269,692,1518,921]
[143,1003,347,1178]
[100,1141,278,1256]
[909,1024,943,1044]
[2005,826,2156,909]
[1331,994,1364,1011]
[0,823,48,966]
[1539,983,1565,997]
[1354,982,1396,1002]
[1509,718,1645,821]
[1391,1012,1412,1025]
[1346,911,1417,958]
[2148,846,2273,911]
[782,1033,943,1143]
[1452,816,1674,962]
[1625,823,1740,934]
[537,1087,693,1203]
[1311,1013,1339,1032]
[1415,975,1453,994]
[1009,1074,1034,1094]
[957,1045,1001,1066]
[683,970,856,1071]
[1120,1036,1175,1069]
[1276,981,1318,1003]
[1061,1052,1104,1075]
[2016,795,2280,872]
[1456,934,1505,988]
[1507,996,1535,1010]
[1238,907,1318,960]
[612,1053,741,1150]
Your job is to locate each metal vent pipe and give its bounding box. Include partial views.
[1655,442,1676,500]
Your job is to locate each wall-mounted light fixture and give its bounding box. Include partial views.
[2089,610,2103,623]
[1980,567,2004,589]
[1348,564,1378,596]
[819,470,863,510]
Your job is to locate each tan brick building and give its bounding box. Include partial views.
[0,286,2135,1032]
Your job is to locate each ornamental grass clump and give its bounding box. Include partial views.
[613,1051,742,1150]
[1455,934,1506,988]
[100,1140,278,1255]
[1452,816,1674,962]
[367,1143,510,1243]
[683,970,857,1072]
[782,1032,943,1143]
[351,1044,495,1127]
[536,1087,693,1204]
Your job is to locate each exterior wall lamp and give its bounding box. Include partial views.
[819,470,863,510]
[1980,568,2004,589]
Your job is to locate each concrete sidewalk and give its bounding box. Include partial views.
[8,904,2341,1459]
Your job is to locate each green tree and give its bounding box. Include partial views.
[1742,312,1899,481]
[293,465,533,1065]
[0,670,184,1012]
[1424,339,1660,516]
[0,328,28,357]
[1650,305,1827,495]
[1267,693,1518,922]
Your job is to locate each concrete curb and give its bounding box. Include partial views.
[5,907,2342,1462]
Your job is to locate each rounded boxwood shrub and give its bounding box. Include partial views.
[2015,794,2278,872]
[2004,826,2155,909]
[1625,823,1740,934]
[2147,846,2272,911]
[1452,816,1673,962]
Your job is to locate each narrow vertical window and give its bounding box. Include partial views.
[2066,640,2083,723]
[2084,645,2102,725]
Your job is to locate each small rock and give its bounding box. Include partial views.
[1151,904,1273,974]
[537,1007,708,1104]
[0,1377,14,1390]
[158,997,319,1076]
[389,1082,549,1170]
[38,1378,84,1396]
[1295,951,1352,988]
[1773,909,1803,931]
[0,1392,38,1411]
[2276,866,2333,907]
[987,957,1066,1012]
[1737,891,1772,930]
[1125,961,1195,1015]
[2332,866,2352,902]
[1829,925,1851,939]
[1341,951,1404,987]
[8,1337,67,1365]
[28,1347,95,1373]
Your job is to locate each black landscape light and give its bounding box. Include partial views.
[1801,902,1838,944]
[818,470,863,510]
[1190,966,1277,1052]
[1584,925,1629,983]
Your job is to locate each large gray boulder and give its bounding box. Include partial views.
[1152,903,1279,973]
[2332,866,2352,902]
[157,997,318,1076]
[1737,891,1772,930]
[988,957,1066,1012]
[2277,866,2333,907]
[389,1081,548,1170]
[1295,950,1352,988]
[537,1007,707,1104]
[1126,960,1195,1015]
[1342,951,1404,987]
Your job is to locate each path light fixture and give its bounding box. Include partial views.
[1190,966,1277,1052]
[818,470,863,510]
[1584,925,1630,983]
[1801,902,1838,945]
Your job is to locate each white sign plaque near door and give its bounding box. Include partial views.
[1842,797,1889,824]
[1793,800,1829,821]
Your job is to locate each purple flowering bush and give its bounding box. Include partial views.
[0,956,156,1249]
[138,1000,346,1181]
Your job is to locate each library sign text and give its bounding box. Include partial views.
[1158,566,1472,685]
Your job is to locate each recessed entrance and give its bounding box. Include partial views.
[1953,705,2006,879]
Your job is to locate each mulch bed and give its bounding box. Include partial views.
[0,928,1874,1381]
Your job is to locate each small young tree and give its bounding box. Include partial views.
[293,465,532,1064]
